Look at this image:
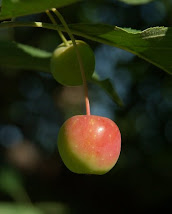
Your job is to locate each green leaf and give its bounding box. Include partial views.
[0,168,31,203]
[36,202,70,214]
[0,169,22,195]
[0,40,123,106]
[119,0,154,5]
[66,24,172,74]
[0,22,171,74]
[0,203,43,214]
[91,73,123,107]
[0,40,51,72]
[0,39,122,105]
[0,0,81,21]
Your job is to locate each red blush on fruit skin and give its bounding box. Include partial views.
[60,115,121,172]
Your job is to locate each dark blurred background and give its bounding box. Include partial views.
[0,0,172,213]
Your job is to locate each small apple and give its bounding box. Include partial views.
[58,115,121,175]
[51,40,95,86]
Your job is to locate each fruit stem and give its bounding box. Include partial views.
[52,8,91,116]
[45,10,69,47]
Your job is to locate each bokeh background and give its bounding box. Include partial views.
[0,0,172,213]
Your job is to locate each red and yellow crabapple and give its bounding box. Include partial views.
[58,115,121,175]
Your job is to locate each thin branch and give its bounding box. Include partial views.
[45,10,69,46]
[52,9,91,115]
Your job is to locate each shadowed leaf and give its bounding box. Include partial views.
[119,0,154,5]
[91,73,123,107]
[0,40,51,72]
[0,0,81,21]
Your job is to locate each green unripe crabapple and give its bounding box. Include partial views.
[51,40,95,86]
[58,115,121,175]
